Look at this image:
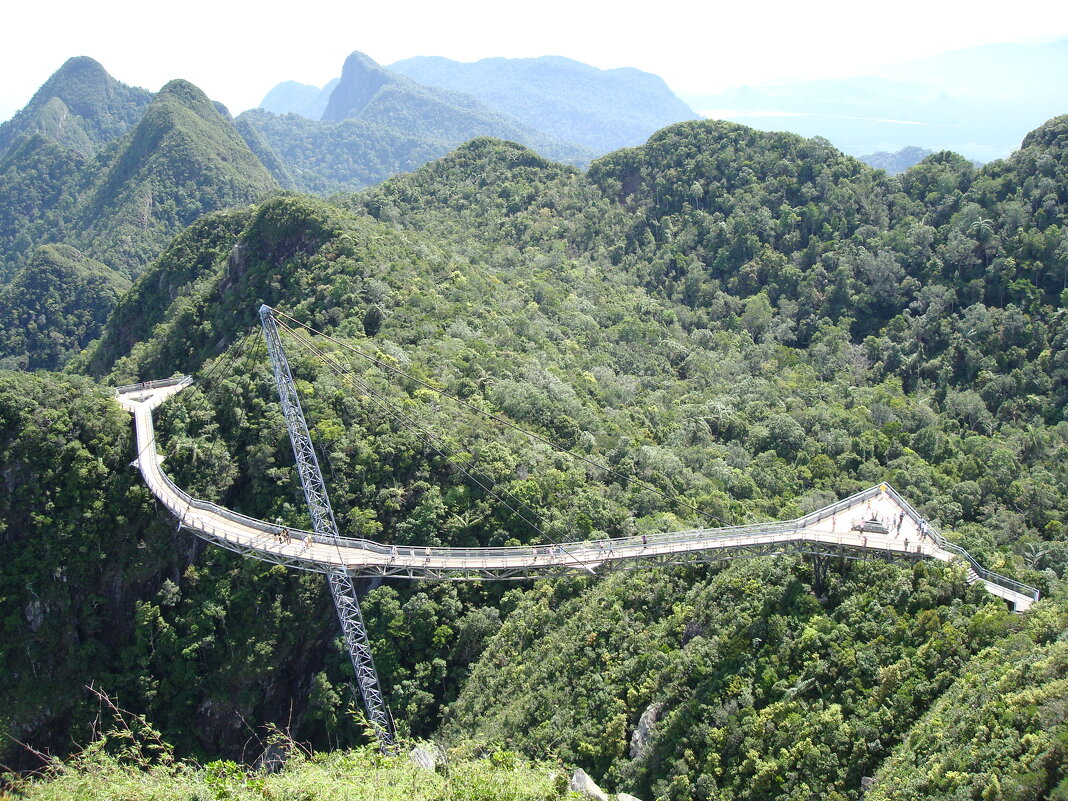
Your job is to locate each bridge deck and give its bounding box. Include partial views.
[115,379,1038,611]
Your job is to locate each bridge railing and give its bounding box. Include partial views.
[139,423,1040,597]
[879,484,1039,601]
[115,376,193,395]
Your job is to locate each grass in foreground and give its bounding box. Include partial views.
[4,745,569,801]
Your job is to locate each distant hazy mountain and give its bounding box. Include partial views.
[859,146,934,174]
[239,51,594,193]
[683,38,1068,161]
[388,55,697,153]
[873,39,1067,102]
[258,78,339,120]
[0,56,152,159]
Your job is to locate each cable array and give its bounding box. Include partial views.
[270,307,727,528]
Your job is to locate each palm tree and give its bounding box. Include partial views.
[969,216,997,266]
[969,216,995,238]
[1023,541,1051,570]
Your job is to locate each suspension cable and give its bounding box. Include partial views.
[271,307,725,527]
[275,319,556,545]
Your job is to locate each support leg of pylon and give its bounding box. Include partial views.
[327,568,395,752]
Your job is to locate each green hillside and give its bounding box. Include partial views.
[443,558,1057,800]
[0,70,279,367]
[2,114,1068,797]
[8,739,566,801]
[0,244,129,370]
[0,56,151,159]
[0,133,85,282]
[74,79,278,274]
[0,65,280,282]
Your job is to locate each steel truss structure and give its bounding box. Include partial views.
[260,305,395,751]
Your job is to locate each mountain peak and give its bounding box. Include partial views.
[1020,114,1068,151]
[78,76,277,276]
[50,55,111,84]
[155,79,222,119]
[320,51,396,121]
[0,56,151,158]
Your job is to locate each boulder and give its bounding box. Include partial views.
[570,768,610,801]
[409,744,439,771]
[618,794,644,801]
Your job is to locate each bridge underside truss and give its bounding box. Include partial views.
[120,377,1040,622]
[185,520,924,581]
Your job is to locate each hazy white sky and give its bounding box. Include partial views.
[3,0,1067,122]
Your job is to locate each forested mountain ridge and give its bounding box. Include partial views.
[0,64,279,284]
[0,69,279,367]
[4,114,1068,798]
[0,56,151,160]
[71,78,278,274]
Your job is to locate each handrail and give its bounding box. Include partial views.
[880,484,1039,600]
[115,376,192,394]
[118,382,1041,602]
[150,455,1041,598]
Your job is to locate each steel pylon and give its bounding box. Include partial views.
[259,304,395,750]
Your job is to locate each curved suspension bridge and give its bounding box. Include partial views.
[116,377,1038,608]
[113,306,1041,749]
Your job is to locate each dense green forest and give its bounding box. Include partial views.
[0,76,277,282]
[0,244,129,370]
[3,111,1068,800]
[0,65,279,360]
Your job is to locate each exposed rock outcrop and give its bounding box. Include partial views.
[629,702,664,759]
[410,744,441,771]
[570,768,609,801]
